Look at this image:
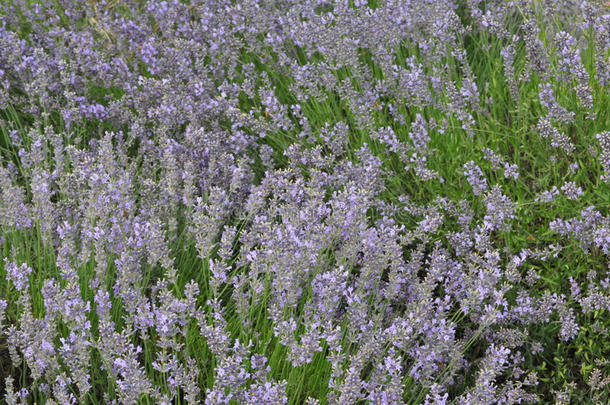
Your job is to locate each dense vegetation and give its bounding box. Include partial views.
[0,0,609,403]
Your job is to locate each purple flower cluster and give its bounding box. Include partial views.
[463,161,487,196]
[597,131,610,183]
[0,0,607,404]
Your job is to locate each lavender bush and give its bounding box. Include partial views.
[0,0,609,403]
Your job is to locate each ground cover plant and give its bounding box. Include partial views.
[0,0,609,403]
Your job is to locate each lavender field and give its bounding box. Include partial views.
[0,0,609,403]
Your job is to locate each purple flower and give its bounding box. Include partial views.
[3,259,32,292]
[561,181,583,200]
[463,161,487,196]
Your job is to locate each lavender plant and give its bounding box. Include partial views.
[0,0,608,404]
